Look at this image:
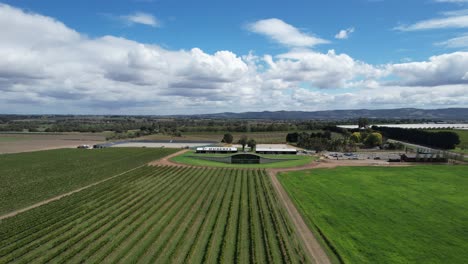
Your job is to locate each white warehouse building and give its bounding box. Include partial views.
[196,147,238,154]
[255,148,297,155]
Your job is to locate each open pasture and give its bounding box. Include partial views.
[279,165,468,264]
[0,166,309,263]
[142,131,290,144]
[0,148,178,215]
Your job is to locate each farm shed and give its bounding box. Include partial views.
[196,147,238,154]
[256,148,297,155]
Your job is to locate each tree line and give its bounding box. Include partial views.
[372,126,460,149]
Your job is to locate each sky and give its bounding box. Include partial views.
[1,0,468,115]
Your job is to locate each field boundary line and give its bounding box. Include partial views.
[0,164,149,221]
[267,170,332,264]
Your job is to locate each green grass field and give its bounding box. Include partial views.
[0,137,23,142]
[0,166,309,263]
[278,166,468,264]
[171,150,316,168]
[0,148,178,215]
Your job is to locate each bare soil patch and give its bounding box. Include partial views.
[0,133,105,154]
[148,149,191,167]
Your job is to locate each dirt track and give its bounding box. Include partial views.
[268,170,332,264]
[148,149,191,166]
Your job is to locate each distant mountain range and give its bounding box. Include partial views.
[187,108,468,121]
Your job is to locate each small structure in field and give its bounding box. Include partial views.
[256,148,297,155]
[388,154,402,162]
[196,147,238,154]
[400,153,447,163]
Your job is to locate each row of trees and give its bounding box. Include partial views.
[373,126,460,149]
[287,131,356,152]
[222,133,256,151]
[286,131,332,143]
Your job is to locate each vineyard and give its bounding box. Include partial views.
[0,148,178,215]
[0,166,309,263]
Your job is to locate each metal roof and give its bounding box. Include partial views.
[256,148,297,152]
[196,147,237,151]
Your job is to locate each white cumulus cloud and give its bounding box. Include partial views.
[247,18,329,48]
[335,27,355,39]
[386,52,468,86]
[121,12,159,27]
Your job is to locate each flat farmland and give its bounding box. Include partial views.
[0,148,178,215]
[143,131,289,144]
[0,166,309,263]
[0,133,106,154]
[279,166,468,264]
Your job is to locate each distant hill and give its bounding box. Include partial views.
[188,108,468,121]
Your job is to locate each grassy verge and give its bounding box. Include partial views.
[170,150,316,168]
[0,148,178,215]
[278,165,468,264]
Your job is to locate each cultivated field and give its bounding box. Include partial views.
[0,148,178,215]
[278,166,468,264]
[0,166,309,263]
[142,131,290,144]
[0,133,106,154]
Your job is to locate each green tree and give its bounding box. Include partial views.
[238,135,248,151]
[247,139,257,151]
[221,133,234,144]
[350,132,362,143]
[364,132,382,147]
[358,117,369,129]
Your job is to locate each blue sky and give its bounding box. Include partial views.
[5,0,462,62]
[0,0,468,114]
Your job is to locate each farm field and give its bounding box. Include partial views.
[0,166,309,263]
[278,166,468,264]
[170,150,316,168]
[0,148,178,215]
[142,131,290,144]
[0,132,106,154]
